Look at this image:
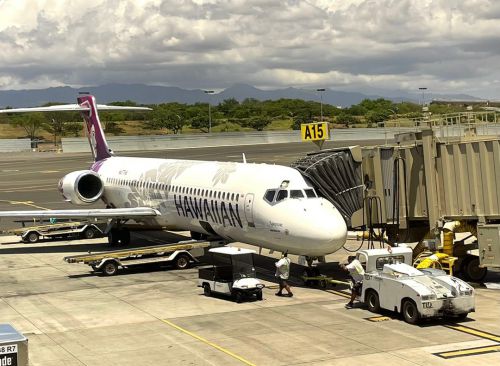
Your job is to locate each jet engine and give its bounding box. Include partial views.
[58,170,104,205]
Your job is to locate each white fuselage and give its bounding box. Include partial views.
[93,156,347,256]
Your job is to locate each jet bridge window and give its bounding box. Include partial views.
[290,190,304,199]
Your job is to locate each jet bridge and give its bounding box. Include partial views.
[291,147,365,228]
[292,119,500,280]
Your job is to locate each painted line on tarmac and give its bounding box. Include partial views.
[161,319,257,366]
[433,324,500,358]
[434,344,500,359]
[0,200,50,210]
[444,324,500,342]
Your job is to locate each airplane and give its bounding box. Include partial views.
[0,94,347,260]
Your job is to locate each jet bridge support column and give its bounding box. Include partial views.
[421,129,440,235]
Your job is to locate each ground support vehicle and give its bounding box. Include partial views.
[198,247,265,303]
[64,240,209,275]
[358,247,475,324]
[5,221,103,243]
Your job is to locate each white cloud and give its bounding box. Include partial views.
[0,0,499,98]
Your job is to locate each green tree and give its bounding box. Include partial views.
[336,112,357,127]
[10,113,45,140]
[148,104,185,134]
[65,122,82,137]
[240,115,272,131]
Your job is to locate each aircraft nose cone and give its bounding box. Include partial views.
[289,200,347,256]
[311,205,347,253]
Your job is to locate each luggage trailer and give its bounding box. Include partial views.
[64,240,214,275]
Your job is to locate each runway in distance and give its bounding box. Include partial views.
[0,95,347,258]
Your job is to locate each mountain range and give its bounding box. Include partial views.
[0,83,482,108]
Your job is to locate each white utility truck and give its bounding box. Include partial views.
[358,247,475,324]
[198,247,264,303]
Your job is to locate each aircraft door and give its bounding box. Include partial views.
[244,193,255,227]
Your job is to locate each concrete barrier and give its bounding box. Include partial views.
[0,139,32,152]
[62,125,500,152]
[61,128,416,153]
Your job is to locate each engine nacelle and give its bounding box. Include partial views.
[58,170,104,205]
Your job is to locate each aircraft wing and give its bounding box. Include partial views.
[0,104,151,113]
[0,207,160,220]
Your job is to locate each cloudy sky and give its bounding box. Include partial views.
[0,0,499,98]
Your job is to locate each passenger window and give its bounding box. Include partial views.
[290,190,304,199]
[305,189,317,198]
[264,189,277,203]
[276,190,288,202]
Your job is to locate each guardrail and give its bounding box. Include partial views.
[0,139,32,152]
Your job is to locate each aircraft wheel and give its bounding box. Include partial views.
[462,256,487,282]
[203,283,211,297]
[174,254,191,270]
[26,231,39,243]
[103,261,119,276]
[402,299,420,325]
[365,290,381,313]
[120,228,130,246]
[108,228,130,246]
[234,291,244,303]
[256,290,263,301]
[82,227,96,239]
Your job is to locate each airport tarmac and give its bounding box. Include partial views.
[1,142,500,365]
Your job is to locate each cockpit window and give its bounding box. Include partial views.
[290,190,304,199]
[304,189,317,198]
[276,189,288,202]
[264,189,277,203]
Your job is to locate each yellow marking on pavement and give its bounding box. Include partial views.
[434,324,500,359]
[366,316,391,322]
[445,324,500,342]
[434,344,500,359]
[0,200,50,210]
[325,289,351,299]
[161,319,256,366]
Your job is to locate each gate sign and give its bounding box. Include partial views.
[300,122,329,142]
[0,344,17,366]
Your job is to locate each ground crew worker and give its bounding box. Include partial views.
[275,252,293,297]
[342,256,365,308]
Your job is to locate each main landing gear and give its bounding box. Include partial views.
[108,227,130,246]
[106,219,130,246]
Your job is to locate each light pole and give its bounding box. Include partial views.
[317,88,325,121]
[204,90,214,133]
[419,87,427,106]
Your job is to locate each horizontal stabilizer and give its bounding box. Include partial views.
[0,207,160,220]
[0,104,151,113]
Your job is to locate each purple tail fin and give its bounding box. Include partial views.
[77,95,113,162]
